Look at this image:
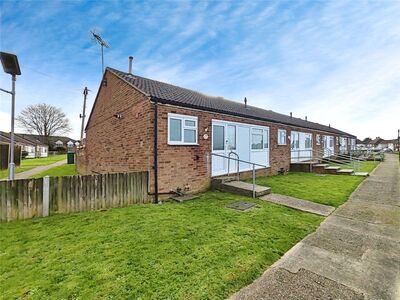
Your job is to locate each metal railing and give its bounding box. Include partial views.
[290,148,369,172]
[227,151,240,181]
[211,152,268,198]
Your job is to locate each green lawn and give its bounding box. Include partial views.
[252,172,365,207]
[0,191,322,299]
[0,154,66,179]
[29,164,77,178]
[329,160,380,173]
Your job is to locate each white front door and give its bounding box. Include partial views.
[212,123,227,176]
[211,120,269,176]
[323,135,334,157]
[291,132,300,161]
[237,126,251,171]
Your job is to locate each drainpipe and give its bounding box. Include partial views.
[153,98,159,204]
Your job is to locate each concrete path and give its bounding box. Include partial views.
[229,154,400,300]
[14,159,67,180]
[260,193,335,216]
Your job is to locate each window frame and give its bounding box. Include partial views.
[212,124,225,151]
[251,127,269,151]
[226,125,236,151]
[304,133,312,149]
[277,129,287,145]
[168,113,198,145]
[316,134,321,145]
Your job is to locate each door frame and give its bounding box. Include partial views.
[211,119,270,176]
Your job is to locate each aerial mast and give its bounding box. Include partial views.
[90,30,110,74]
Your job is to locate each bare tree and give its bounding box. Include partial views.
[16,103,72,145]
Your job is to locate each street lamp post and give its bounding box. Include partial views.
[0,52,21,181]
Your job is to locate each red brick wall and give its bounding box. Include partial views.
[84,71,153,175]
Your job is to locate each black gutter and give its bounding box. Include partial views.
[153,98,159,204]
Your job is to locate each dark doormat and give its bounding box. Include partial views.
[171,195,199,203]
[226,201,257,211]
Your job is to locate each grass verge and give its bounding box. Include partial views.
[0,191,322,299]
[0,154,66,179]
[29,164,77,178]
[252,172,366,207]
[329,160,380,173]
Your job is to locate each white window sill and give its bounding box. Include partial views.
[168,142,199,146]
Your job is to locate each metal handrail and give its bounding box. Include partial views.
[227,151,240,181]
[291,148,369,172]
[211,152,268,198]
[211,152,268,168]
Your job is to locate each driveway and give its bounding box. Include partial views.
[230,154,400,300]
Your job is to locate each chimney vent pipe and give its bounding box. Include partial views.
[128,56,133,74]
[305,116,307,121]
[244,97,247,108]
[290,112,292,118]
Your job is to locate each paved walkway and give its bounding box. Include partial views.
[230,154,400,300]
[260,193,335,216]
[14,159,67,180]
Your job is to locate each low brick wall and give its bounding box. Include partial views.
[290,163,312,173]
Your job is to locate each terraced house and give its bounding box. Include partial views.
[79,65,356,199]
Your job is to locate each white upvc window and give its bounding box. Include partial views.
[168,113,198,145]
[316,134,321,145]
[251,128,269,150]
[277,129,286,145]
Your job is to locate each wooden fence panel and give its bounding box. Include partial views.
[0,171,149,222]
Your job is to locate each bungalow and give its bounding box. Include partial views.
[79,66,356,200]
[0,131,48,158]
[18,134,77,151]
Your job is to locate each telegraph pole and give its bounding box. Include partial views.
[80,87,89,142]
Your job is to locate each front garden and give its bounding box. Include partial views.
[0,192,322,299]
[0,161,379,299]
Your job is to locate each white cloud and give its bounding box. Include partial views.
[1,0,400,140]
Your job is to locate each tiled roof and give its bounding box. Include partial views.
[0,131,40,146]
[17,134,76,146]
[108,67,356,138]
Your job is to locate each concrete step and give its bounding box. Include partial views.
[219,181,271,198]
[336,169,354,175]
[211,176,237,190]
[353,172,369,177]
[314,164,329,167]
[312,164,330,174]
[324,166,341,174]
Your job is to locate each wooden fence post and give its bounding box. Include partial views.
[43,176,50,217]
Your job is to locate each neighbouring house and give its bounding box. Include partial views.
[78,66,357,199]
[377,138,398,150]
[0,131,48,158]
[17,134,77,151]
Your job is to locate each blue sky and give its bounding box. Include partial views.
[1,0,399,140]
